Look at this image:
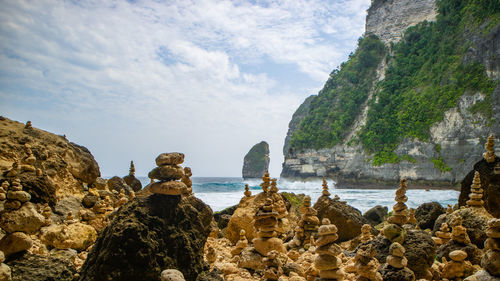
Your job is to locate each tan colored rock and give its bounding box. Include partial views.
[252,198,285,256]
[148,165,184,181]
[0,202,45,234]
[243,184,251,197]
[467,171,485,208]
[231,230,248,256]
[321,177,330,197]
[360,224,374,243]
[260,171,271,193]
[442,250,474,280]
[387,179,409,226]
[483,134,496,163]
[262,250,283,280]
[40,222,97,250]
[150,181,186,195]
[160,269,185,281]
[0,232,32,256]
[354,244,383,281]
[482,218,500,277]
[156,153,185,166]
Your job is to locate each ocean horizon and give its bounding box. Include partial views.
[133,176,460,213]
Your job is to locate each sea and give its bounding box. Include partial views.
[137,177,460,213]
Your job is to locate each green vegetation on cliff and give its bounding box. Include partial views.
[242,141,270,178]
[289,35,386,150]
[289,0,498,165]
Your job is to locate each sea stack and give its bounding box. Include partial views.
[148,153,187,195]
[314,218,344,280]
[242,141,270,179]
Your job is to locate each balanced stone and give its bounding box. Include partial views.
[314,255,341,270]
[7,190,31,202]
[315,233,339,247]
[155,153,184,166]
[150,181,186,196]
[449,250,467,261]
[148,165,184,181]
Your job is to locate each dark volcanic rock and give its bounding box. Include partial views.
[79,194,213,281]
[437,239,483,265]
[196,269,224,281]
[433,208,492,248]
[314,196,371,242]
[379,264,415,281]
[123,174,142,192]
[7,252,76,281]
[415,202,445,230]
[106,176,133,195]
[213,204,238,230]
[242,141,270,179]
[82,194,99,208]
[363,229,435,279]
[17,174,57,207]
[459,157,500,218]
[363,205,388,226]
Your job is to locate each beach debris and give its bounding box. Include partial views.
[314,218,344,280]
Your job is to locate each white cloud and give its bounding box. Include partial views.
[0,0,370,176]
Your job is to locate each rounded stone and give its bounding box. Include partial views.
[7,190,31,202]
[486,226,500,238]
[482,250,500,276]
[252,237,285,256]
[488,219,500,228]
[150,181,186,196]
[0,251,4,263]
[390,242,405,257]
[160,269,185,281]
[319,268,345,279]
[314,255,341,270]
[156,153,185,166]
[148,165,184,181]
[449,250,467,261]
[318,224,338,236]
[315,233,338,247]
[0,232,33,256]
[315,243,342,256]
[484,238,500,251]
[387,255,407,268]
[82,194,99,208]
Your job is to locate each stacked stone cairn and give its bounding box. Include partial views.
[148,153,188,196]
[466,171,484,208]
[353,244,383,281]
[261,171,271,193]
[360,224,374,244]
[450,216,471,244]
[0,181,7,201]
[380,242,415,281]
[252,198,285,256]
[383,179,409,244]
[446,205,454,215]
[262,250,283,281]
[442,250,474,280]
[482,218,500,277]
[4,178,30,213]
[483,134,496,163]
[432,223,451,246]
[0,250,11,281]
[42,203,52,226]
[314,218,344,280]
[230,229,248,256]
[181,167,193,196]
[298,196,320,244]
[322,177,330,197]
[244,184,251,197]
[407,208,417,225]
[270,178,287,219]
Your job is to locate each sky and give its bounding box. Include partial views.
[0,0,370,177]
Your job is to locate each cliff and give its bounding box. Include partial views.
[242,141,270,179]
[282,0,500,187]
[0,117,101,205]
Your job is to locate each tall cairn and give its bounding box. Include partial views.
[314,218,344,280]
[252,198,285,256]
[483,134,496,163]
[261,171,271,193]
[148,153,188,195]
[483,218,500,277]
[466,171,484,208]
[322,177,330,197]
[383,179,409,244]
[298,196,320,243]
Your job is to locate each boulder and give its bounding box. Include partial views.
[314,196,371,242]
[242,141,270,179]
[7,252,75,281]
[433,208,493,248]
[0,232,32,257]
[459,158,500,218]
[363,205,388,226]
[362,228,435,279]
[237,247,265,270]
[79,194,213,281]
[0,202,45,234]
[0,263,11,281]
[213,204,237,230]
[380,264,416,281]
[54,196,82,218]
[415,202,445,230]
[40,222,97,250]
[106,176,133,195]
[82,194,99,208]
[123,174,142,192]
[437,239,483,265]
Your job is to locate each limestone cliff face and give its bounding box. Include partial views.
[242,141,270,179]
[366,0,437,44]
[281,0,500,187]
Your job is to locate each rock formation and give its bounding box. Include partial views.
[353,244,383,281]
[123,160,142,192]
[230,230,248,256]
[407,208,417,226]
[481,218,500,277]
[181,167,193,196]
[79,193,213,281]
[466,171,485,208]
[415,202,445,230]
[321,178,330,197]
[483,135,496,163]
[363,205,388,226]
[0,251,11,281]
[360,224,374,244]
[380,242,415,281]
[298,196,319,245]
[432,223,451,246]
[442,250,474,280]
[252,198,285,256]
[314,218,344,280]
[243,184,251,198]
[382,179,409,244]
[148,153,187,196]
[437,215,483,265]
[262,250,283,281]
[242,141,270,179]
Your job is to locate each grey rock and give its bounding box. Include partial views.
[363,205,388,226]
[7,252,75,281]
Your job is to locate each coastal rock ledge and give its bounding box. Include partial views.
[79,194,213,281]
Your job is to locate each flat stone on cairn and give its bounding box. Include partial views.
[148,153,188,196]
[261,171,271,193]
[252,198,285,256]
[360,224,374,244]
[315,218,344,280]
[466,171,484,208]
[243,184,251,197]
